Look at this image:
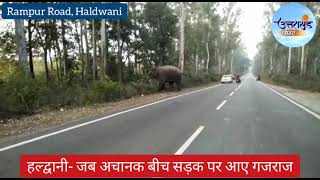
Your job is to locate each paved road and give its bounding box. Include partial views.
[1,73,320,177]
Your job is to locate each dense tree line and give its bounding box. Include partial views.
[0,2,249,118]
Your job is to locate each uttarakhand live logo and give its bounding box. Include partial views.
[272,2,316,48]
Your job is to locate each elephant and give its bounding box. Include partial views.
[149,65,182,92]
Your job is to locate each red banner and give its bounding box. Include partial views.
[20,155,300,178]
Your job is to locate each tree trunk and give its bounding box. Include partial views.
[43,47,50,84]
[100,19,106,80]
[215,40,221,74]
[206,41,210,73]
[261,51,265,74]
[269,51,273,74]
[117,20,122,83]
[230,49,234,73]
[314,57,318,76]
[300,45,304,76]
[27,19,35,78]
[287,47,291,74]
[83,21,90,84]
[80,21,85,84]
[53,47,60,80]
[297,47,301,68]
[61,20,67,76]
[15,19,29,75]
[178,2,186,73]
[49,49,53,71]
[92,20,97,80]
[195,52,199,74]
[303,46,308,76]
[55,40,62,80]
[132,2,138,74]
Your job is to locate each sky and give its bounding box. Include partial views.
[233,2,269,60]
[0,2,271,60]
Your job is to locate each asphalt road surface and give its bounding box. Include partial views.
[1,73,320,178]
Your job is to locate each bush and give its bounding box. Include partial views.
[87,80,121,103]
[0,70,42,117]
[181,73,219,88]
[268,74,320,92]
[0,64,220,119]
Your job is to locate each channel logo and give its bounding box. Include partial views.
[272,2,316,48]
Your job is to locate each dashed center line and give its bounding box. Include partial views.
[229,91,234,96]
[175,126,205,155]
[216,100,227,110]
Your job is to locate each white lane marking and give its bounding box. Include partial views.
[0,84,221,152]
[175,126,204,155]
[229,91,234,96]
[261,82,320,120]
[216,100,227,110]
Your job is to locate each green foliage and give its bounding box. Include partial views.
[142,2,178,66]
[268,74,320,93]
[0,30,16,61]
[181,72,219,88]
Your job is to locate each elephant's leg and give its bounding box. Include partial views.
[169,81,174,90]
[158,82,165,91]
[176,80,181,91]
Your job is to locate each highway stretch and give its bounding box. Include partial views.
[0,73,320,177]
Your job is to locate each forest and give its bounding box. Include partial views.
[0,2,250,118]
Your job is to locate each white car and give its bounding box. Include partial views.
[220,75,233,83]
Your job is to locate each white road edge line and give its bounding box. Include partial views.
[216,100,227,110]
[261,82,320,120]
[0,84,221,152]
[229,91,234,96]
[175,126,205,155]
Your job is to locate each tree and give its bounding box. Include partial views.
[116,20,122,83]
[287,47,291,74]
[15,19,28,75]
[27,20,35,78]
[300,45,305,76]
[34,20,51,83]
[143,2,178,67]
[92,20,97,80]
[100,19,107,80]
[178,2,187,73]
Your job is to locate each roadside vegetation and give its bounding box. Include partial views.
[0,2,250,119]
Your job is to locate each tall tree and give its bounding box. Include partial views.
[15,19,28,75]
[61,20,67,76]
[92,20,97,80]
[143,2,178,67]
[300,45,305,76]
[116,20,122,83]
[178,2,186,73]
[27,19,35,78]
[100,19,107,80]
[287,47,291,74]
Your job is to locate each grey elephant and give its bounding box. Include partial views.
[149,65,182,91]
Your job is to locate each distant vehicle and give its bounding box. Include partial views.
[256,75,261,81]
[236,77,241,84]
[221,75,233,83]
[231,74,236,80]
[235,74,241,84]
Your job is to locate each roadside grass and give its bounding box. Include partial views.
[261,74,320,93]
